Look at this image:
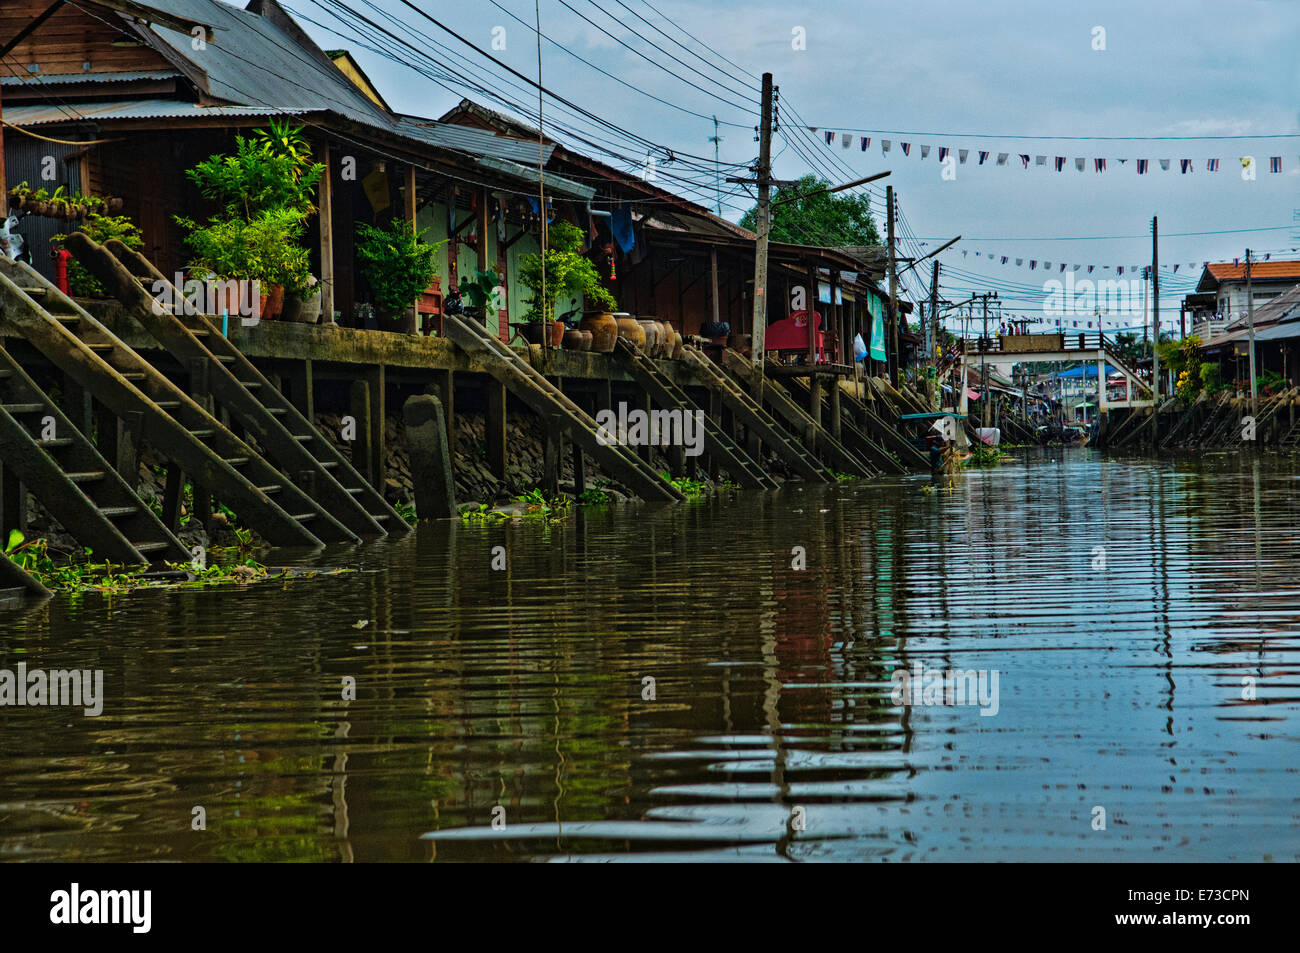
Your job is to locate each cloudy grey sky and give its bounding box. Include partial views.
[284,0,1300,332]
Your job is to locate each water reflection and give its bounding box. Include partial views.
[2,448,1298,861]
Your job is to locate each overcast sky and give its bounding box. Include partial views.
[284,0,1300,332]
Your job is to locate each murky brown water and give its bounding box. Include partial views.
[2,448,1299,861]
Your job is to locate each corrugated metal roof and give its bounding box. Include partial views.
[473,156,594,201]
[395,117,554,168]
[2,99,305,124]
[1,70,180,86]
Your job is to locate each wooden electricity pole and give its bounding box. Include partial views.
[748,72,774,367]
[887,185,898,382]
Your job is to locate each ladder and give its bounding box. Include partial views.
[441,313,683,502]
[720,351,875,478]
[678,346,832,482]
[74,235,406,538]
[0,258,329,547]
[0,344,189,565]
[611,337,775,490]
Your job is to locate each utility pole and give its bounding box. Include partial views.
[929,260,940,369]
[887,185,898,383]
[1151,216,1159,405]
[709,116,723,216]
[1246,247,1257,415]
[747,73,774,369]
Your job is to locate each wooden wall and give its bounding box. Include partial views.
[2,5,171,76]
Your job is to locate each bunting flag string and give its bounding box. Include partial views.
[808,128,1290,176]
[931,242,1223,275]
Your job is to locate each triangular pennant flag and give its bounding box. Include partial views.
[1137,159,1148,174]
[1019,154,1030,168]
[1060,263,1067,272]
[1094,158,1106,172]
[1087,265,1094,274]
[841,133,852,149]
[1075,157,1085,171]
[1073,264,1081,271]
[1158,159,1170,170]
[1118,266,1124,275]
[825,130,835,145]
[920,144,930,158]
[1270,156,1282,172]
[1016,258,1023,266]
[1035,155,1047,166]
[978,150,989,165]
[882,139,891,154]
[997,152,1008,166]
[1030,260,1037,270]
[1207,158,1219,171]
[860,136,871,151]
[1001,256,1008,264]
[939,146,949,161]
[900,142,911,155]
[1180,159,1193,173]
[1173,264,1179,272]
[1054,156,1066,171]
[959,149,969,163]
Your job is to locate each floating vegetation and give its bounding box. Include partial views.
[962,444,1003,468]
[664,474,708,497]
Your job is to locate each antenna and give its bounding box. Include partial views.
[708,115,723,215]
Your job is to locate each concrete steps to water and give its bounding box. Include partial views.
[611,337,775,490]
[679,346,831,483]
[442,313,683,502]
[70,235,406,538]
[0,344,189,565]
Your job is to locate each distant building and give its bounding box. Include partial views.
[1190,260,1300,340]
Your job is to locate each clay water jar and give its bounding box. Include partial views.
[562,328,587,351]
[638,319,661,356]
[580,311,618,353]
[614,312,645,348]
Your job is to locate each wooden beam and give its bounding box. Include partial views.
[318,142,335,324]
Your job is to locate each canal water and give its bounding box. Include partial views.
[2,448,1298,862]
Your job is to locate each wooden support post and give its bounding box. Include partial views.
[542,430,559,497]
[287,358,315,423]
[637,390,653,463]
[367,365,386,495]
[572,440,586,495]
[404,164,419,328]
[828,375,842,441]
[485,379,507,479]
[318,142,335,324]
[436,369,455,466]
[161,464,184,532]
[707,388,723,481]
[116,410,143,484]
[64,373,93,439]
[808,375,823,431]
[404,394,456,520]
[349,378,373,484]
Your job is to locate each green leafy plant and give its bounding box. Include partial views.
[460,269,499,313]
[355,218,445,321]
[664,474,708,497]
[518,220,616,322]
[575,488,613,505]
[54,212,144,297]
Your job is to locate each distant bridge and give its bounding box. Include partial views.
[949,332,1155,410]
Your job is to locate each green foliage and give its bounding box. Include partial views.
[355,218,445,321]
[54,212,144,297]
[518,220,616,322]
[576,488,613,505]
[663,474,708,497]
[460,269,499,311]
[179,207,311,292]
[739,174,881,246]
[395,500,418,525]
[962,443,1002,468]
[1166,335,1203,401]
[1199,362,1225,394]
[830,470,860,482]
[176,124,322,295]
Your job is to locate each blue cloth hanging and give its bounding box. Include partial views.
[610,203,636,253]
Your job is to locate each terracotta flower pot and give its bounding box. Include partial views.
[550,319,566,347]
[615,313,645,348]
[264,284,285,320]
[579,311,618,353]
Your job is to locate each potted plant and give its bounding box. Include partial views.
[518,220,616,348]
[176,120,323,321]
[354,217,445,333]
[459,268,499,319]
